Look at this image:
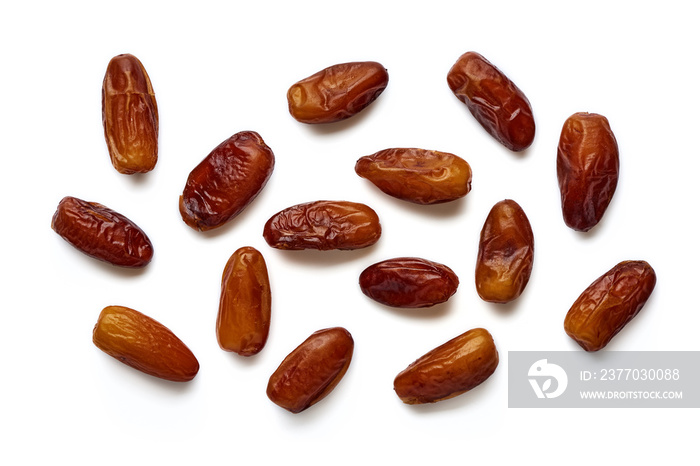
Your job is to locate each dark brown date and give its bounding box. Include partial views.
[179,131,275,231]
[447,51,535,152]
[51,196,153,268]
[557,112,619,232]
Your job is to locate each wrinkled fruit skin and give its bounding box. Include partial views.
[355,148,472,204]
[263,200,381,250]
[179,131,275,231]
[267,327,354,413]
[557,112,619,232]
[93,305,199,382]
[394,328,499,404]
[447,51,535,152]
[475,199,534,303]
[287,61,389,124]
[359,257,459,308]
[216,246,271,356]
[102,53,158,174]
[564,260,656,352]
[51,196,153,268]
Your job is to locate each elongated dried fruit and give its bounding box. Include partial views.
[93,305,199,382]
[359,257,459,308]
[287,61,389,124]
[564,260,656,351]
[102,53,158,174]
[179,131,275,231]
[447,51,535,152]
[355,148,472,204]
[263,200,381,250]
[267,327,354,413]
[51,196,153,268]
[394,328,498,404]
[557,112,619,232]
[216,246,271,356]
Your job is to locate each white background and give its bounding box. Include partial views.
[2,1,698,464]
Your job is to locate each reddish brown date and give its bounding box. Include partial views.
[564,260,656,352]
[287,61,389,124]
[355,148,472,204]
[447,51,535,152]
[216,247,271,356]
[179,131,275,231]
[51,196,153,268]
[102,53,159,174]
[394,328,499,404]
[475,199,534,303]
[267,327,354,413]
[359,257,459,308]
[263,200,381,250]
[557,112,619,232]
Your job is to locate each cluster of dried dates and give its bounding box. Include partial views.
[51,52,655,413]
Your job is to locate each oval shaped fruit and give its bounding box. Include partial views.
[92,305,199,382]
[359,257,459,308]
[394,328,499,404]
[216,246,271,356]
[179,131,275,231]
[564,260,656,352]
[263,200,381,250]
[355,148,472,204]
[287,61,389,124]
[267,327,354,413]
[475,199,534,303]
[447,51,535,152]
[557,112,619,232]
[51,196,153,268]
[102,53,159,174]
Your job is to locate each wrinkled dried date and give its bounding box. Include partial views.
[267,327,354,413]
[557,112,619,232]
[359,257,459,308]
[394,328,499,404]
[216,246,271,356]
[51,196,153,268]
[447,51,535,152]
[564,260,656,351]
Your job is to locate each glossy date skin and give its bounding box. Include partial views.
[216,247,271,356]
[475,199,534,303]
[394,328,498,404]
[564,260,656,352]
[102,54,159,174]
[557,112,619,232]
[263,200,381,250]
[287,61,389,124]
[359,257,459,308]
[267,327,354,413]
[179,131,275,231]
[355,148,472,204]
[51,196,153,268]
[447,52,535,152]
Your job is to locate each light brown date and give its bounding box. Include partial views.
[287,61,389,124]
[447,51,535,152]
[263,200,381,250]
[179,131,275,231]
[216,246,271,356]
[359,257,459,308]
[267,327,354,413]
[51,196,153,268]
[564,260,656,351]
[557,112,619,232]
[102,53,159,174]
[93,305,199,382]
[394,328,499,404]
[355,148,472,204]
